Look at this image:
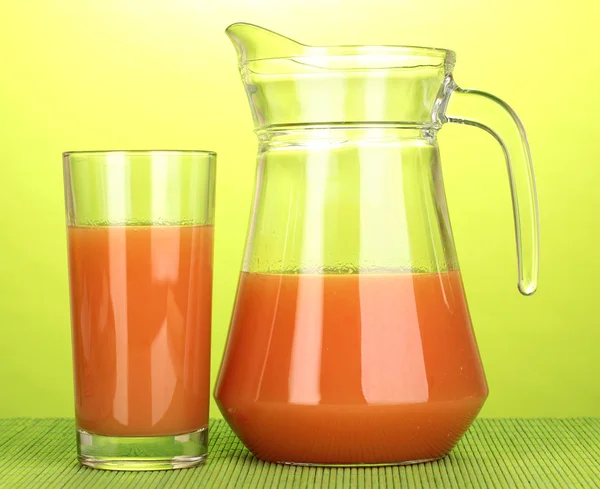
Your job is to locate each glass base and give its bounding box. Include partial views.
[77,427,208,471]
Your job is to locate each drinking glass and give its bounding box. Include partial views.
[63,150,216,470]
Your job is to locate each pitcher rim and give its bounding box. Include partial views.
[226,22,455,66]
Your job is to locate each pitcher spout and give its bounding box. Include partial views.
[225,23,305,66]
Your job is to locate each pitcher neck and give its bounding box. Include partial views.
[257,124,439,147]
[226,23,456,130]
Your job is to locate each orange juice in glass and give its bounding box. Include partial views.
[63,150,215,470]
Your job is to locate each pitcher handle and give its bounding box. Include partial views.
[443,78,540,295]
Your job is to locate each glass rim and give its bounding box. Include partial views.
[63,149,216,157]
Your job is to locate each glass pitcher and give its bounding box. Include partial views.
[215,23,539,466]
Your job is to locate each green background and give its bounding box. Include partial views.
[0,0,598,419]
